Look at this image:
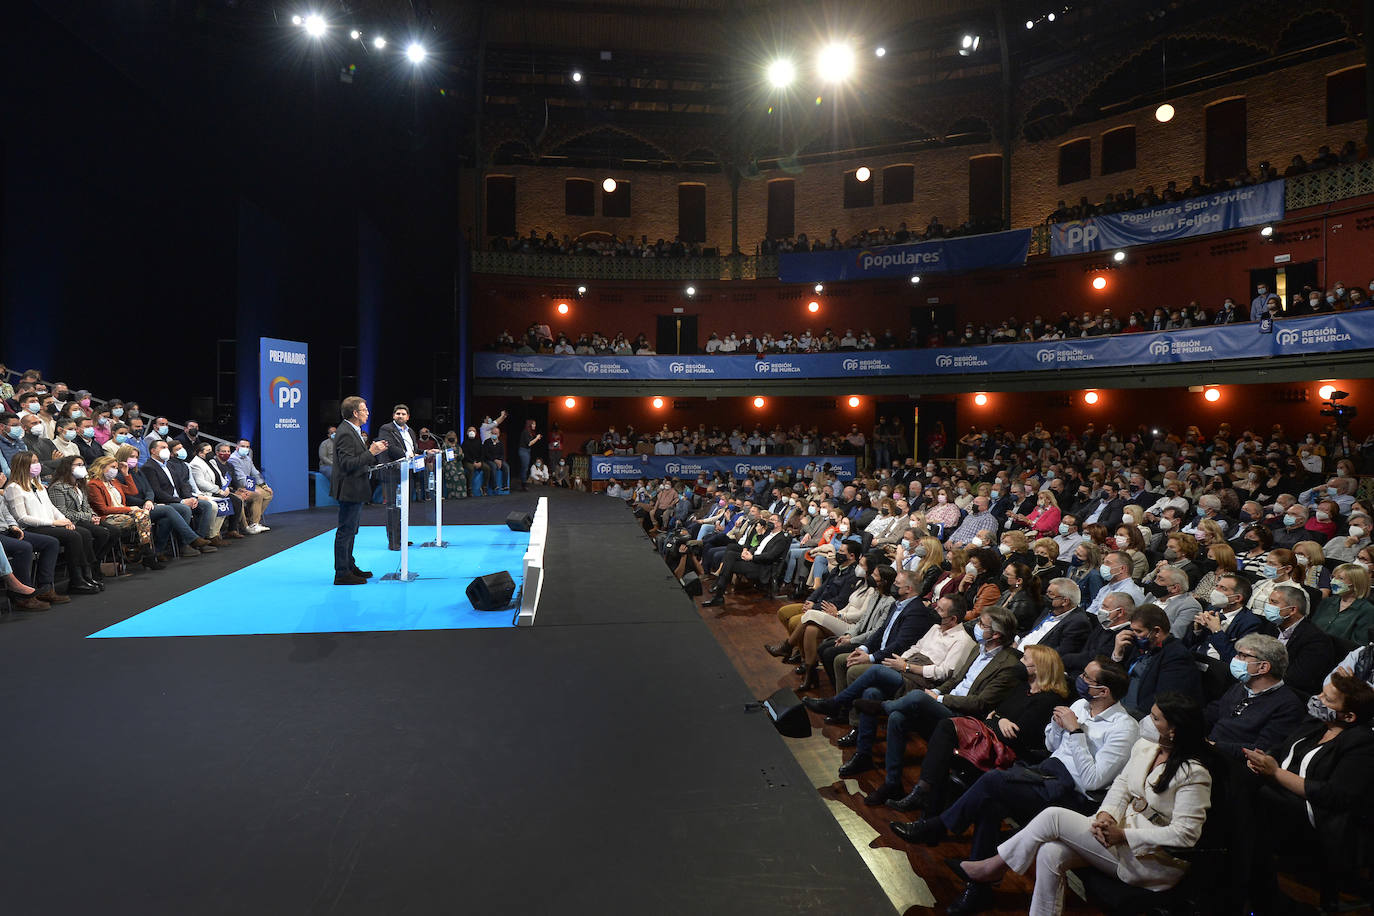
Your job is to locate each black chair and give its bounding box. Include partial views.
[1196,656,1234,703]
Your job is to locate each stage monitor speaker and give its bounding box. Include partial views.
[761,687,812,739]
[466,571,516,610]
[680,571,702,597]
[506,511,533,532]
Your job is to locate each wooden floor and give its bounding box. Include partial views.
[689,568,1103,916]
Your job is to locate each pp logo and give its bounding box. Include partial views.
[594,462,612,474]
[734,463,753,476]
[1035,349,1056,363]
[583,362,602,373]
[494,359,513,371]
[841,359,860,371]
[934,354,953,368]
[668,361,687,374]
[664,462,681,474]
[1061,223,1100,249]
[268,376,302,410]
[1148,341,1171,356]
[1275,329,1301,346]
[753,362,771,373]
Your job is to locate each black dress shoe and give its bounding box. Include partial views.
[764,642,791,658]
[835,728,858,748]
[837,754,874,778]
[946,880,997,916]
[801,696,840,716]
[783,650,802,665]
[701,596,724,607]
[66,581,100,595]
[351,568,373,579]
[890,817,948,846]
[852,697,887,716]
[889,786,934,813]
[333,573,368,585]
[864,782,903,807]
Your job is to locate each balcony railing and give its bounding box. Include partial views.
[1285,158,1374,211]
[470,250,779,281]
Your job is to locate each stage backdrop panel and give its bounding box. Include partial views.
[260,337,309,512]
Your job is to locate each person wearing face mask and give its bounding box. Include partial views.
[892,656,1138,915]
[1017,578,1091,656]
[1184,572,1262,664]
[0,462,68,606]
[1247,547,1301,613]
[1271,503,1310,550]
[956,548,1006,621]
[1082,550,1146,623]
[1253,584,1335,700]
[1052,513,1085,556]
[701,511,791,611]
[777,540,864,654]
[924,487,961,534]
[946,495,998,552]
[1311,563,1374,644]
[459,425,486,495]
[1117,605,1202,719]
[3,451,102,595]
[996,561,1042,634]
[1241,674,1374,916]
[86,454,159,566]
[228,440,274,533]
[47,454,122,581]
[137,441,217,559]
[186,441,243,543]
[775,563,902,692]
[1151,565,1204,639]
[1204,634,1305,761]
[1322,512,1371,563]
[316,426,336,483]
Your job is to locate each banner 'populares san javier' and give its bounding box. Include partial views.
[259,337,309,512]
[586,454,858,481]
[778,228,1032,282]
[475,311,1371,382]
[1050,180,1285,256]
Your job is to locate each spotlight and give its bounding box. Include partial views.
[557,302,569,315]
[564,397,577,409]
[910,275,921,284]
[959,34,980,56]
[1155,103,1175,123]
[602,177,617,193]
[1204,387,1221,402]
[1113,250,1126,263]
[1026,19,1034,29]
[1319,384,1336,399]
[1084,391,1100,405]
[652,397,664,409]
[1092,276,1107,290]
[577,285,588,295]
[304,13,326,36]
[814,283,824,293]
[373,35,386,49]
[1260,225,1274,237]
[807,300,820,313]
[855,166,871,182]
[291,14,303,25]
[766,59,796,89]
[350,29,360,40]
[571,70,583,82]
[1047,12,1056,21]
[974,393,988,406]
[847,395,861,408]
[753,396,766,409]
[816,42,855,83]
[685,285,696,297]
[406,42,426,63]
[874,46,886,58]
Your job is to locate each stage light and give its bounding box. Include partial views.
[766,58,796,89]
[1092,276,1107,290]
[807,300,820,313]
[1319,384,1336,399]
[1026,19,1035,29]
[373,35,386,49]
[563,397,577,409]
[1113,250,1126,262]
[602,177,617,193]
[571,70,583,82]
[406,42,426,63]
[577,285,588,295]
[974,393,988,406]
[1047,12,1056,21]
[874,46,886,58]
[291,14,303,25]
[1155,103,1175,123]
[1260,225,1274,237]
[304,13,326,36]
[816,42,855,83]
[685,285,696,297]
[814,283,824,293]
[910,275,921,284]
[855,166,871,182]
[753,396,766,409]
[350,29,360,40]
[1204,387,1221,402]
[652,397,664,409]
[1084,390,1100,405]
[959,34,980,56]
[556,302,569,315]
[847,396,861,408]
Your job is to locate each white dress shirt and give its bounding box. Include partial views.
[1044,698,1140,793]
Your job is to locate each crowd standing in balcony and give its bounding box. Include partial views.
[488,229,705,258]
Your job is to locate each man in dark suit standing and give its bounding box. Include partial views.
[376,404,421,551]
[332,396,389,585]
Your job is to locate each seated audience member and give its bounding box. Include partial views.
[819,567,934,702]
[889,656,1138,910]
[120,447,212,561]
[957,547,1004,620]
[885,594,979,694]
[144,439,216,546]
[776,540,863,640]
[1271,504,1310,549]
[186,441,235,542]
[1205,633,1306,760]
[1242,674,1374,915]
[204,442,248,537]
[767,564,895,689]
[3,451,100,594]
[87,455,158,567]
[1264,583,1337,699]
[1246,547,1301,611]
[1292,540,1331,598]
[317,427,335,481]
[0,479,65,608]
[1119,604,1202,718]
[229,439,274,533]
[701,511,790,609]
[1155,564,1203,638]
[945,495,998,550]
[1083,550,1145,620]
[1190,540,1235,606]
[954,693,1209,916]
[73,417,104,464]
[528,457,549,485]
[46,456,118,581]
[1310,562,1374,643]
[994,560,1041,633]
[1016,578,1091,657]
[1185,572,1263,663]
[887,643,1069,814]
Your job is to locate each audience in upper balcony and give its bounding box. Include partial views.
[488,229,704,259]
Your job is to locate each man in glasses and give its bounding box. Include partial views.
[1204,633,1305,760]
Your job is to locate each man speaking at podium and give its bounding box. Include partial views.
[332,396,388,585]
[377,404,439,551]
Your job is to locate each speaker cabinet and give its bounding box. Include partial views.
[466,571,516,610]
[506,511,533,532]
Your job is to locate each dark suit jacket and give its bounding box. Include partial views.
[144,459,196,504]
[1127,636,1202,716]
[1204,681,1306,761]
[1283,617,1338,699]
[1268,720,1374,865]
[377,422,420,462]
[748,530,790,564]
[871,599,938,663]
[1062,622,1137,679]
[1000,589,1041,634]
[809,562,861,609]
[1182,607,1272,664]
[1030,608,1094,658]
[936,645,1026,716]
[330,422,379,503]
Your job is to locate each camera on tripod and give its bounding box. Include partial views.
[1320,390,1357,426]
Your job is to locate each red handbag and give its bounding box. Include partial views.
[951,716,1018,772]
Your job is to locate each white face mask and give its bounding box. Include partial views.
[964,562,978,576]
[970,537,984,548]
[1351,526,1367,540]
[72,466,87,479]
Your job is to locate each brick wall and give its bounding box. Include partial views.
[461,52,1366,247]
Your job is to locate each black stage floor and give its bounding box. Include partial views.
[0,490,892,915]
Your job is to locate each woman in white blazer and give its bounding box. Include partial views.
[955,692,1212,916]
[187,441,228,538]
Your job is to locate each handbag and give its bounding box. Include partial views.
[952,716,1018,772]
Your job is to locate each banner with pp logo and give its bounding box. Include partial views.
[260,337,309,512]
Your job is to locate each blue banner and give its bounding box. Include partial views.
[259,337,309,513]
[1050,181,1285,256]
[476,311,1373,382]
[587,455,857,481]
[778,228,1032,282]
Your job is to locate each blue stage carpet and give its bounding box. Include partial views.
[90,525,529,638]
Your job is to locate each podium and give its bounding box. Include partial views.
[375,454,428,582]
[419,448,456,549]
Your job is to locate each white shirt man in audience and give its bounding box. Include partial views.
[1084,550,1146,621]
[229,439,274,533]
